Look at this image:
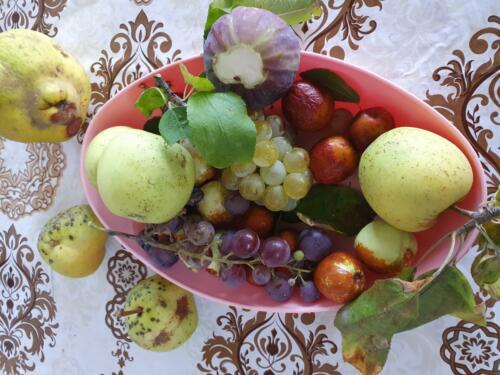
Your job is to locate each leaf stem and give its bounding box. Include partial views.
[417,206,500,267]
[154,75,186,107]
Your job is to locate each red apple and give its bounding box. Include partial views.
[309,136,358,184]
[349,107,395,151]
[282,81,335,132]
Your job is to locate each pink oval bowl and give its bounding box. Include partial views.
[81,52,487,313]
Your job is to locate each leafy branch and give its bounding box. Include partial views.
[334,193,500,375]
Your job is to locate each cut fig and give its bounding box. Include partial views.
[204,6,301,109]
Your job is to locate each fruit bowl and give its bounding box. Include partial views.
[81,52,487,313]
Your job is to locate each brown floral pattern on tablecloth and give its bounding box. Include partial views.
[197,307,339,375]
[77,9,182,142]
[297,0,384,59]
[0,0,67,36]
[103,249,147,375]
[0,224,58,375]
[425,15,500,196]
[441,320,500,375]
[0,140,65,220]
[132,0,152,5]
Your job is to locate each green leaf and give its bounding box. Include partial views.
[204,3,229,38]
[135,87,167,117]
[158,107,189,145]
[398,266,416,282]
[187,92,256,168]
[204,0,322,37]
[295,185,375,236]
[179,63,215,92]
[334,266,485,375]
[300,68,360,103]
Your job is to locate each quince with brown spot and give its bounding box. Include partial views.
[121,275,198,352]
[0,29,90,143]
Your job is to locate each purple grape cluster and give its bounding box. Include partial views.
[137,211,334,304]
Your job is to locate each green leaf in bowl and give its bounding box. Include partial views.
[135,87,167,117]
[300,68,360,103]
[179,63,215,93]
[187,92,256,169]
[159,107,189,145]
[295,185,375,236]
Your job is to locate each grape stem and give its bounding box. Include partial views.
[88,223,311,274]
[154,75,186,107]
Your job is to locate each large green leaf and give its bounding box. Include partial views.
[295,185,375,236]
[159,107,189,145]
[300,68,360,103]
[187,92,256,168]
[334,266,485,375]
[204,0,322,37]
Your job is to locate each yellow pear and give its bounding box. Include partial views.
[359,127,473,232]
[0,29,90,143]
[37,205,107,278]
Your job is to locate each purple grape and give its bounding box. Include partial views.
[251,265,272,285]
[265,277,293,302]
[220,231,235,255]
[187,187,204,206]
[259,237,291,267]
[138,238,152,252]
[298,229,333,262]
[299,280,320,303]
[184,219,215,246]
[147,247,178,268]
[231,229,260,259]
[220,265,247,289]
[224,191,250,215]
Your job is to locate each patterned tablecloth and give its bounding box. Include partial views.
[0,1,499,374]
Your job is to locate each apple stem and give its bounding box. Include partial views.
[116,307,143,318]
[154,75,186,107]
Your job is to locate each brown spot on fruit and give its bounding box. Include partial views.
[175,296,190,320]
[159,299,167,308]
[153,330,171,346]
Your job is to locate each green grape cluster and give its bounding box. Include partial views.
[221,114,313,212]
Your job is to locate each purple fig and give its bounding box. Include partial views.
[204,7,301,109]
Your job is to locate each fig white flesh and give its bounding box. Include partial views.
[204,6,300,109]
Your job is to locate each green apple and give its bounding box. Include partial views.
[359,127,473,232]
[37,205,107,277]
[96,130,195,223]
[84,126,137,187]
[124,275,198,352]
[354,220,418,273]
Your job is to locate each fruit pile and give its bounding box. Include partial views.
[222,113,312,212]
[75,5,474,307]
